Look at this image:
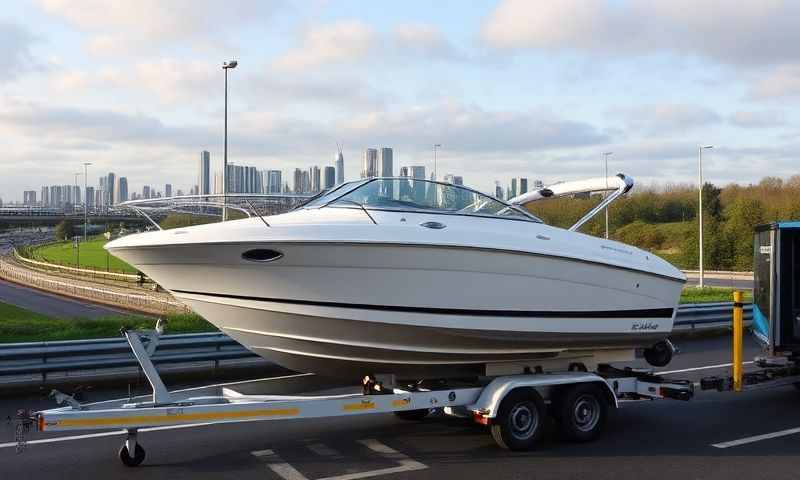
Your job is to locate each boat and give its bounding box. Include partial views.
[106,174,686,380]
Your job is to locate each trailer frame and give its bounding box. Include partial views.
[23,327,694,467]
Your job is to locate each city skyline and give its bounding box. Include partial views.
[3,2,800,203]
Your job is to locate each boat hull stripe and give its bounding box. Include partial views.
[172,290,675,319]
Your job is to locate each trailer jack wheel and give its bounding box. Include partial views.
[119,430,145,467]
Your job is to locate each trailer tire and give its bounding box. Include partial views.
[490,389,546,451]
[395,409,430,421]
[119,444,145,467]
[555,383,608,442]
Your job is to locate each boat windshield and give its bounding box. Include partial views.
[326,178,540,222]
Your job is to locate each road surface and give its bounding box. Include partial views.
[0,278,129,318]
[2,335,799,479]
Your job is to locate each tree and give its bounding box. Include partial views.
[54,219,75,241]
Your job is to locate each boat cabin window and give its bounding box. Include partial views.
[327,178,539,222]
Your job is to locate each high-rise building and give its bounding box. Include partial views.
[293,168,303,193]
[199,151,211,195]
[85,186,95,208]
[443,174,463,185]
[95,189,103,208]
[23,191,36,205]
[106,173,116,205]
[361,148,378,178]
[510,178,517,199]
[301,170,310,193]
[409,166,425,180]
[310,166,321,192]
[533,179,544,189]
[495,182,503,200]
[213,173,223,194]
[267,170,282,194]
[116,177,128,203]
[516,178,528,196]
[40,187,49,207]
[323,166,336,190]
[142,185,151,199]
[399,166,409,177]
[378,147,393,177]
[165,184,172,197]
[335,148,344,184]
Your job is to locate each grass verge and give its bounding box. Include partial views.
[0,302,215,343]
[29,236,137,274]
[680,286,752,304]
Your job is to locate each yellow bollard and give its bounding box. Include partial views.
[732,290,743,392]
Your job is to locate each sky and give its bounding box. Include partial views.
[2,0,800,202]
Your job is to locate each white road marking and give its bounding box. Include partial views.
[251,439,427,480]
[712,427,800,448]
[658,361,754,375]
[253,449,310,480]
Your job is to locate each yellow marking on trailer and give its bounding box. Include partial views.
[392,398,411,407]
[51,407,301,428]
[343,400,375,411]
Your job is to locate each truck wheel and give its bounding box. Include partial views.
[395,409,430,421]
[118,443,145,467]
[555,383,608,442]
[490,389,546,451]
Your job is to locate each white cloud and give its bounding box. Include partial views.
[750,64,800,99]
[481,0,800,66]
[38,0,283,55]
[615,104,721,134]
[729,110,786,128]
[273,21,376,71]
[0,22,40,83]
[391,24,463,61]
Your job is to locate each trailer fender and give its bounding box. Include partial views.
[468,373,617,419]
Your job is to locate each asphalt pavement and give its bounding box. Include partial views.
[684,276,754,290]
[2,335,799,479]
[0,278,129,318]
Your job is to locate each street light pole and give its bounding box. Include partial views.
[222,59,238,221]
[698,145,714,288]
[83,162,92,241]
[433,144,442,180]
[602,151,613,239]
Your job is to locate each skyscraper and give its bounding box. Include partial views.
[335,148,344,184]
[378,147,393,177]
[409,166,425,179]
[23,191,36,205]
[199,151,211,195]
[517,178,528,196]
[361,148,378,178]
[116,177,128,203]
[40,187,49,207]
[310,166,321,192]
[267,170,282,193]
[495,182,503,200]
[85,186,95,208]
[293,168,303,193]
[142,185,151,199]
[510,178,517,199]
[301,170,310,193]
[106,172,116,205]
[323,166,335,189]
[165,184,172,197]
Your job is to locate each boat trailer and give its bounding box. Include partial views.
[19,325,694,467]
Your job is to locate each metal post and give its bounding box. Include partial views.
[602,151,613,239]
[83,162,91,241]
[698,147,704,287]
[223,67,228,222]
[732,290,743,392]
[698,145,713,288]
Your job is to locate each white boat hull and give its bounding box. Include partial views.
[110,241,683,379]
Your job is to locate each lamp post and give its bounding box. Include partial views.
[433,144,442,181]
[83,162,92,241]
[73,172,82,219]
[602,151,613,239]
[222,59,238,221]
[698,145,714,288]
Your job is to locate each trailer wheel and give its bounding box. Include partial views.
[119,444,145,467]
[395,409,430,421]
[490,389,546,451]
[555,383,608,442]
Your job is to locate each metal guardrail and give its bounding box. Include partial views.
[0,302,751,379]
